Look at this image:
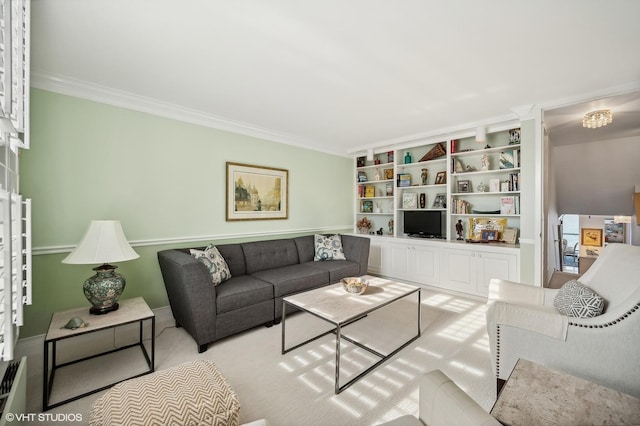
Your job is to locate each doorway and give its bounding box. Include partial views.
[560,214,579,273]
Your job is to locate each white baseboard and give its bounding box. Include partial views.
[16,305,175,359]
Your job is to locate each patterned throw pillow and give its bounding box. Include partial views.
[190,244,232,285]
[313,234,347,261]
[553,279,605,318]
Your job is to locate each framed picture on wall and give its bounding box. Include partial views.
[581,228,603,247]
[226,162,288,221]
[604,220,625,243]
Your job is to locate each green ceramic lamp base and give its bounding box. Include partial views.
[84,263,126,315]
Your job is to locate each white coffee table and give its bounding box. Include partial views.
[281,275,421,394]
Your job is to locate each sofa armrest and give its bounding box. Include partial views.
[341,234,370,275]
[157,249,217,349]
[419,370,500,426]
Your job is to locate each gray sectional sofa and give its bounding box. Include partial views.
[157,234,370,353]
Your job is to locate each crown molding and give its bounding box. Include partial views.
[30,71,349,157]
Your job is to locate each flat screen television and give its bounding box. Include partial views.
[403,210,442,238]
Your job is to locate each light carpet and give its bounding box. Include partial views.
[25,287,497,425]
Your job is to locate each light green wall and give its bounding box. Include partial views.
[20,89,354,337]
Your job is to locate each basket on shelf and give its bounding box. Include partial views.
[419,143,446,161]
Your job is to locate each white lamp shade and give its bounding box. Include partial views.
[62,220,139,265]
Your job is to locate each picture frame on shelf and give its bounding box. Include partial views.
[434,171,447,185]
[402,193,417,209]
[581,228,603,247]
[509,128,521,145]
[502,228,518,244]
[361,200,373,213]
[384,168,394,180]
[432,193,446,209]
[226,162,288,221]
[397,173,411,187]
[386,183,393,196]
[481,229,499,241]
[457,180,470,193]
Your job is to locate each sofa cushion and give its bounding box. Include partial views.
[313,234,347,261]
[216,243,246,276]
[190,244,232,285]
[216,275,274,314]
[252,264,329,297]
[304,260,361,283]
[553,279,605,318]
[243,239,300,274]
[294,235,315,262]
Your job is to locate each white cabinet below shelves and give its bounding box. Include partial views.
[384,242,439,285]
[441,247,518,296]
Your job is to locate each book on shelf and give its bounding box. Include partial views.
[365,185,375,197]
[500,195,520,214]
[397,173,411,187]
[499,150,515,169]
[451,198,471,214]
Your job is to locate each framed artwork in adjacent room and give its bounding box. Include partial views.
[604,220,625,243]
[581,228,603,247]
[226,162,288,221]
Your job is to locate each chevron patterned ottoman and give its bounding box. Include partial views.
[89,360,240,426]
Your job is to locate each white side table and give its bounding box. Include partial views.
[43,297,155,411]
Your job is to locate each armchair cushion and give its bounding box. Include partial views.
[553,279,604,318]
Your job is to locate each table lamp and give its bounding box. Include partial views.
[62,220,139,314]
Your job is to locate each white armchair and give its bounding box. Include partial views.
[378,370,500,426]
[486,243,640,398]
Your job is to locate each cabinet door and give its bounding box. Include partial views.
[476,252,518,295]
[386,243,411,280]
[440,248,475,293]
[368,240,383,274]
[412,245,440,285]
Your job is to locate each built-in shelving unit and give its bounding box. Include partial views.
[354,125,522,243]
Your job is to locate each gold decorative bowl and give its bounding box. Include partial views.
[341,277,368,295]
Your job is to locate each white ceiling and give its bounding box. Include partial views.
[30,0,640,156]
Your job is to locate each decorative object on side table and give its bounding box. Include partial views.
[62,220,139,315]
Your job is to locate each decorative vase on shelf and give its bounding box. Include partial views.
[404,152,412,164]
[419,193,426,208]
